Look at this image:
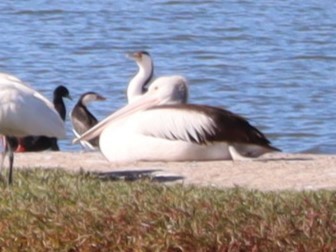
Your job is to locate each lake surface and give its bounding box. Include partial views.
[0,0,335,153]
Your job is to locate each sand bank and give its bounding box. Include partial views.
[7,151,336,191]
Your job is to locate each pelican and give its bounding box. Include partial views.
[14,85,71,152]
[126,51,154,103]
[0,73,66,184]
[70,92,106,150]
[74,76,279,163]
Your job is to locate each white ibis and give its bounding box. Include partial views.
[0,73,66,183]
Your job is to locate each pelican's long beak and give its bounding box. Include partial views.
[73,93,159,144]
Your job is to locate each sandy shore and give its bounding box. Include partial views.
[5,151,336,191]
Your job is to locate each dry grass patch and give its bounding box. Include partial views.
[0,168,335,251]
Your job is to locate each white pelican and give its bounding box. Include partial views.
[14,85,71,152]
[70,92,106,150]
[126,51,153,103]
[0,73,66,183]
[74,76,279,163]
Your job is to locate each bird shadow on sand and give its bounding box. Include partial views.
[89,169,185,183]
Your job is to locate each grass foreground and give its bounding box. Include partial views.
[0,169,335,251]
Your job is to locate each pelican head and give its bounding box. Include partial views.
[145,75,189,105]
[73,75,188,144]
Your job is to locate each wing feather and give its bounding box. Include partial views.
[132,105,217,144]
[165,108,212,143]
[133,104,276,148]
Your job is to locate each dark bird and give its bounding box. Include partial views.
[70,92,106,150]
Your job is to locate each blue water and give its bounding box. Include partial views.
[0,0,335,153]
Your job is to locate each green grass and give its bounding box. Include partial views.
[0,169,335,251]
